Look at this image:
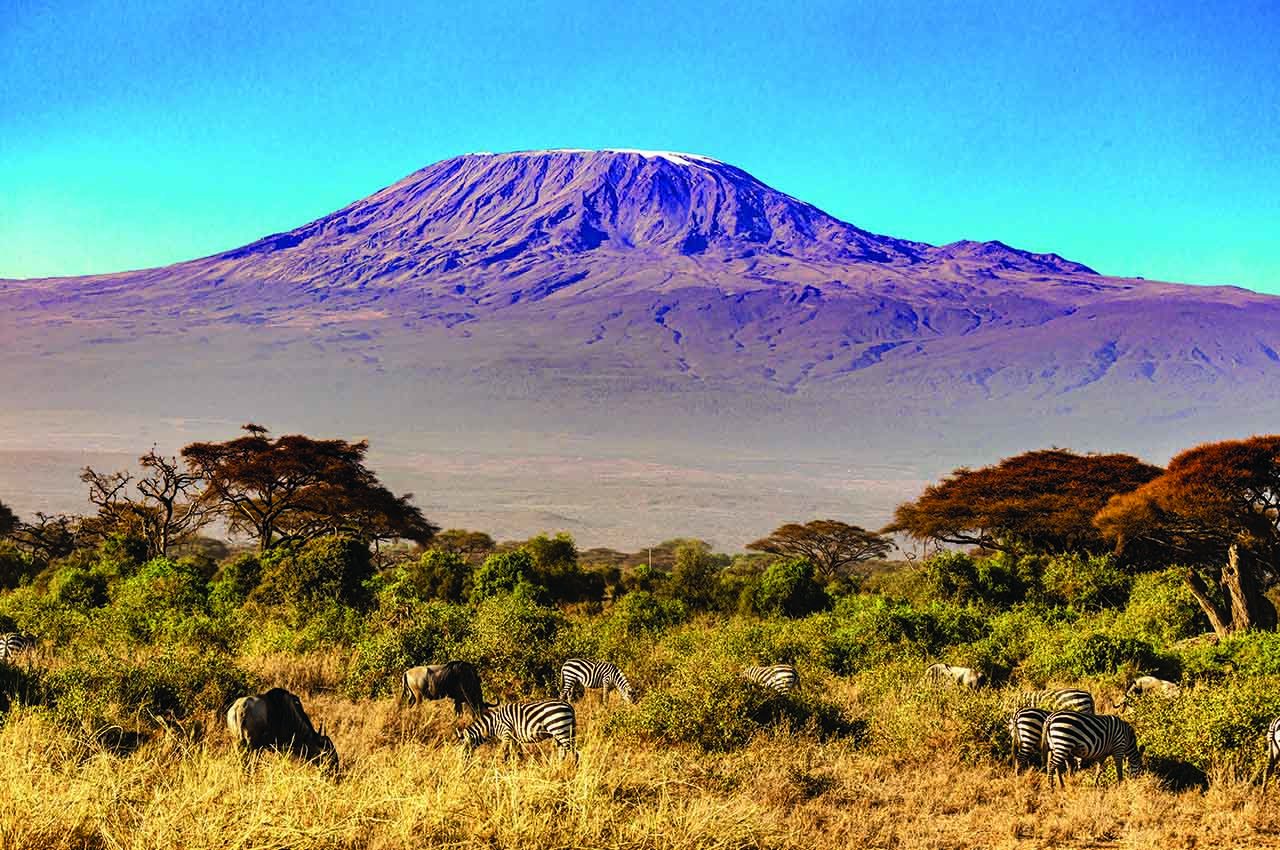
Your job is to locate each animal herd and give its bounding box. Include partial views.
[6,630,1280,790]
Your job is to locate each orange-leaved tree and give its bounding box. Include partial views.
[1095,435,1280,636]
[885,449,1163,554]
[747,520,892,583]
[181,424,437,552]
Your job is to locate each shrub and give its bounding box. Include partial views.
[343,601,472,699]
[1040,552,1131,610]
[0,543,37,590]
[109,557,212,644]
[254,535,374,613]
[1119,568,1207,644]
[44,649,254,728]
[457,589,564,696]
[50,565,109,609]
[1128,676,1280,778]
[209,553,262,610]
[471,550,539,602]
[610,652,854,751]
[1021,624,1168,682]
[750,558,828,618]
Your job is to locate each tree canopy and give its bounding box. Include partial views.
[0,500,16,538]
[181,424,437,551]
[1095,435,1280,635]
[885,449,1163,554]
[747,520,892,582]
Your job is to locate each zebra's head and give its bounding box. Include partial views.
[456,708,497,749]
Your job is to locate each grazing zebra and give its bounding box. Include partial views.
[1015,688,1095,714]
[925,663,984,689]
[0,632,34,661]
[457,700,578,763]
[742,664,800,694]
[1009,707,1050,773]
[1043,711,1142,788]
[1263,716,1280,787]
[559,659,634,704]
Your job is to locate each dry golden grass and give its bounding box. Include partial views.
[5,682,1280,850]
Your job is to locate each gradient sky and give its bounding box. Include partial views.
[2,0,1277,291]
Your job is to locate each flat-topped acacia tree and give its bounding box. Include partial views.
[1095,435,1280,635]
[181,424,437,552]
[884,449,1164,555]
[747,520,892,583]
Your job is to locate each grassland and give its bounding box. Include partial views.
[4,657,1280,850]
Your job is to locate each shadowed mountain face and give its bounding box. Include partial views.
[2,149,1278,547]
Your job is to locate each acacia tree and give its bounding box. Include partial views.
[181,424,437,551]
[80,449,211,559]
[1095,435,1280,636]
[430,529,496,563]
[747,520,892,583]
[9,513,78,563]
[884,449,1163,554]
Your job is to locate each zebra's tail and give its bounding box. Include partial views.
[399,671,411,707]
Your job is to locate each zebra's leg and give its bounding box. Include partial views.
[601,683,610,705]
[1114,754,1124,784]
[1264,757,1273,788]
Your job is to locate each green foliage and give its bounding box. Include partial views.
[253,535,374,613]
[1129,676,1280,778]
[44,649,254,728]
[0,542,37,590]
[342,601,472,699]
[108,557,215,645]
[50,565,110,609]
[816,596,985,674]
[457,590,564,696]
[668,540,726,610]
[1040,552,1132,610]
[471,549,538,602]
[1020,622,1168,681]
[96,534,149,579]
[208,553,262,612]
[1119,568,1207,644]
[405,548,471,603]
[750,558,829,618]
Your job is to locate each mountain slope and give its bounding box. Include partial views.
[2,148,1277,546]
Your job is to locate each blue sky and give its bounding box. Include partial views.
[2,0,1277,291]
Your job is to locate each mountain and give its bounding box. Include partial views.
[3,149,1278,547]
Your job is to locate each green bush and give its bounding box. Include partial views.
[50,565,109,609]
[609,652,854,751]
[817,596,985,674]
[1128,676,1280,778]
[44,649,254,728]
[471,550,539,602]
[750,558,829,618]
[1040,552,1131,610]
[253,535,374,613]
[1120,568,1207,644]
[209,553,262,611]
[0,543,37,590]
[343,601,472,699]
[1021,623,1168,682]
[923,551,1027,608]
[457,589,564,696]
[108,557,219,646]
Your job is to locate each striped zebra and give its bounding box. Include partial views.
[0,632,34,661]
[559,659,634,704]
[1009,707,1049,773]
[1015,688,1095,715]
[742,664,799,694]
[1043,711,1142,788]
[1263,716,1280,786]
[456,700,578,763]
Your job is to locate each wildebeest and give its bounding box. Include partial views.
[925,663,984,689]
[400,660,487,716]
[1117,675,1181,707]
[226,687,338,772]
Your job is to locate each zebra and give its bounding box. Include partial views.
[1009,707,1050,773]
[456,700,578,763]
[742,664,799,694]
[559,659,634,704]
[1263,716,1280,787]
[1043,711,1142,788]
[1015,688,1095,715]
[0,632,34,661]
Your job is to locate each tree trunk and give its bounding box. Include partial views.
[1184,569,1232,638]
[1222,544,1277,633]
[1185,545,1278,637]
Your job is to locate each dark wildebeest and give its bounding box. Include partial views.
[400,661,487,716]
[226,687,338,772]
